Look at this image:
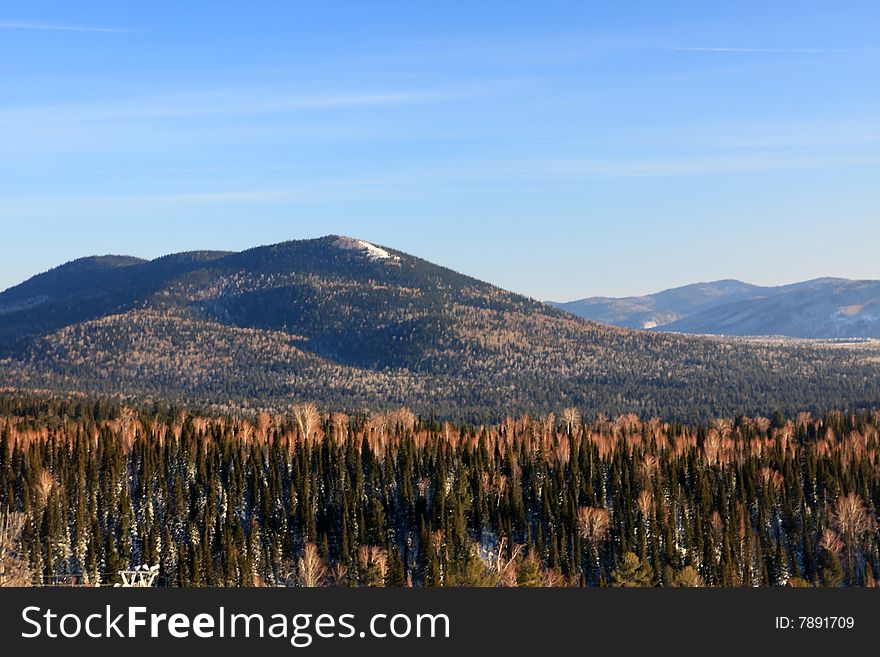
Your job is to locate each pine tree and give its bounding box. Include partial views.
[516,554,542,587]
[818,548,844,588]
[611,552,654,587]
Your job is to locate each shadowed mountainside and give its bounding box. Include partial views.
[2,236,880,421]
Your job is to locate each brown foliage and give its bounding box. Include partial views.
[577,507,611,546]
[297,543,327,587]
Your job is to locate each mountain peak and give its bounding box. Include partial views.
[332,236,401,262]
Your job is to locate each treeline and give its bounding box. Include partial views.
[1,395,878,587]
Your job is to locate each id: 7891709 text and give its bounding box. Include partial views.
[775,617,855,630]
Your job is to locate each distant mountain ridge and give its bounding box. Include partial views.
[549,277,880,338]
[2,236,880,421]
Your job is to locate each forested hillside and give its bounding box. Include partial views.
[1,395,878,587]
[2,236,880,422]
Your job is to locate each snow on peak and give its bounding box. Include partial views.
[334,237,400,262]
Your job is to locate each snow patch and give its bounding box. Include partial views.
[334,237,400,262]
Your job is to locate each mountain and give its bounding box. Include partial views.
[548,280,763,330]
[2,236,880,421]
[550,278,880,338]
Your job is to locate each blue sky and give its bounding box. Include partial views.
[1,1,878,300]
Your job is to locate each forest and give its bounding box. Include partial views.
[1,394,878,588]
[5,237,880,424]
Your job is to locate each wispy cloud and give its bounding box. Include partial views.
[339,152,880,185]
[463,152,880,179]
[664,46,859,54]
[1,149,877,222]
[0,87,475,128]
[143,178,398,203]
[0,179,400,217]
[0,20,128,33]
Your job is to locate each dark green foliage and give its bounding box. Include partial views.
[516,555,543,587]
[612,552,655,587]
[818,549,845,587]
[2,395,879,587]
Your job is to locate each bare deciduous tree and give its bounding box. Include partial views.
[562,407,580,434]
[292,403,321,442]
[330,412,350,444]
[388,407,416,434]
[481,537,523,587]
[639,455,659,484]
[541,567,564,588]
[832,493,877,583]
[297,543,327,587]
[34,470,57,508]
[819,528,844,556]
[760,467,784,493]
[703,429,723,466]
[0,511,31,587]
[577,506,611,545]
[577,506,611,583]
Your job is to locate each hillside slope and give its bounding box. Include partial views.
[551,278,880,338]
[665,278,880,338]
[548,280,762,329]
[2,236,880,421]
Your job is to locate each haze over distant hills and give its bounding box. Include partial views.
[2,236,880,421]
[549,278,880,339]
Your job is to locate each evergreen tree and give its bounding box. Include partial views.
[611,552,654,587]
